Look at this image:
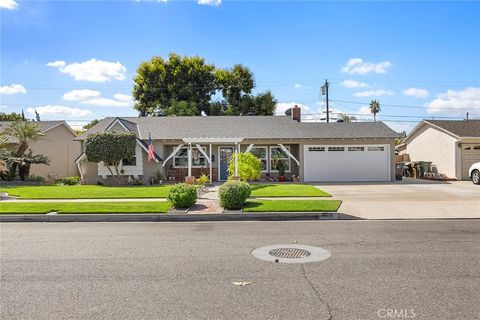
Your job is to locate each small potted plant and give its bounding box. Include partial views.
[277,159,287,182]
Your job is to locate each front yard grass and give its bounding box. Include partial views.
[243,199,341,212]
[250,184,331,197]
[0,185,172,199]
[0,201,172,214]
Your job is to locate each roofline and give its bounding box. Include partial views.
[42,121,77,137]
[403,120,460,144]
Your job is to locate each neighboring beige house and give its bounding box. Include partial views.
[399,120,480,180]
[0,121,81,180]
[75,107,400,184]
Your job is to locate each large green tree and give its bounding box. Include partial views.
[85,131,137,184]
[0,112,25,121]
[133,53,216,116]
[132,53,277,117]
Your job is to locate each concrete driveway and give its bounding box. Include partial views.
[314,178,480,219]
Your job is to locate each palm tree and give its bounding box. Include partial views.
[369,100,381,122]
[337,113,357,123]
[1,121,47,180]
[3,121,44,157]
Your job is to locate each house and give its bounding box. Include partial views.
[0,121,81,180]
[75,106,400,184]
[399,119,480,180]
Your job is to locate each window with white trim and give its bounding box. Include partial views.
[122,155,137,166]
[174,146,207,167]
[367,146,385,151]
[328,146,345,152]
[251,146,268,171]
[308,146,325,152]
[348,146,364,152]
[270,146,291,172]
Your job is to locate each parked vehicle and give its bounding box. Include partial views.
[469,162,480,185]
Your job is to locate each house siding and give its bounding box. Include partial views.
[28,124,81,180]
[406,126,457,178]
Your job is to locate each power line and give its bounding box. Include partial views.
[330,99,477,111]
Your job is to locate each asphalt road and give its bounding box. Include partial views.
[1,220,479,320]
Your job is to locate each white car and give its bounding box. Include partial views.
[469,162,480,185]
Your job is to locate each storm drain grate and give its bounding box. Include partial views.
[252,244,331,264]
[268,247,311,259]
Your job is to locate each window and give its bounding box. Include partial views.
[251,147,268,171]
[309,147,325,152]
[174,146,207,167]
[367,146,385,151]
[348,146,364,152]
[328,146,345,152]
[270,146,290,172]
[475,146,480,150]
[122,155,136,166]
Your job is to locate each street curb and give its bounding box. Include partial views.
[0,212,340,222]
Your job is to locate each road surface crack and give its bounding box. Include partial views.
[300,264,333,320]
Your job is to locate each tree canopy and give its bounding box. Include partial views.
[85,131,137,184]
[0,112,25,121]
[132,53,277,117]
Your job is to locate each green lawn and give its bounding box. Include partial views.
[0,185,172,199]
[0,201,172,214]
[243,200,341,212]
[250,184,331,197]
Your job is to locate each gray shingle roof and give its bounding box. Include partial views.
[76,116,400,141]
[427,120,480,138]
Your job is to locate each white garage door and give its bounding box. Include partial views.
[304,145,390,182]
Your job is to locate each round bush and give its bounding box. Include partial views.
[167,183,197,208]
[219,180,251,210]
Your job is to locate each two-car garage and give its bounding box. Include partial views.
[303,144,391,182]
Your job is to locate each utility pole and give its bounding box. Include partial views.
[466,112,469,120]
[321,79,330,123]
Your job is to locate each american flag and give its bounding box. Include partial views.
[147,133,155,162]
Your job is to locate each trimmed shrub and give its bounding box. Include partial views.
[219,180,251,210]
[54,176,80,185]
[167,183,197,208]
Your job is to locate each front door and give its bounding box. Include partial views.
[219,147,234,181]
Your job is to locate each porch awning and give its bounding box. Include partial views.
[182,137,243,144]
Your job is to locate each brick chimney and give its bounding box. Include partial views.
[291,105,301,122]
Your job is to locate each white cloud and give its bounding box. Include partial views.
[340,80,370,88]
[354,89,394,97]
[275,102,314,116]
[27,105,92,118]
[0,105,8,110]
[63,89,133,107]
[403,88,429,98]
[425,87,480,115]
[293,83,303,89]
[341,58,392,75]
[198,0,221,6]
[63,89,101,101]
[0,84,26,95]
[82,96,133,107]
[0,0,18,10]
[46,58,127,83]
[384,121,416,134]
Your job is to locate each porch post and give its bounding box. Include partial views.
[187,143,192,177]
[234,142,239,177]
[209,144,212,183]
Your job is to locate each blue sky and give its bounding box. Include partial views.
[1,0,479,132]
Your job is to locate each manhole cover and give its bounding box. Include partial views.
[268,247,311,259]
[252,244,331,264]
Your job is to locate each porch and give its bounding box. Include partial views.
[159,138,301,183]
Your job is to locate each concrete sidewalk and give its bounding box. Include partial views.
[1,198,168,203]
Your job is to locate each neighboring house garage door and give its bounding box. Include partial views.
[461,145,480,179]
[304,145,390,182]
